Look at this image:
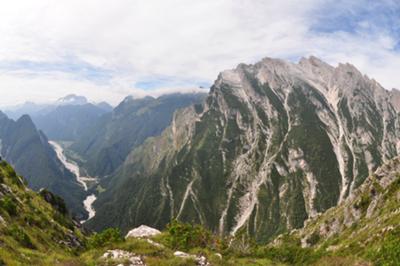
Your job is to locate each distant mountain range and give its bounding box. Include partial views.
[4,94,113,141]
[33,103,111,141]
[0,92,207,220]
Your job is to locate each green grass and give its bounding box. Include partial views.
[1,156,398,266]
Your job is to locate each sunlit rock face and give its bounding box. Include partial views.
[89,57,400,242]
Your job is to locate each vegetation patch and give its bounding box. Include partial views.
[87,228,124,248]
[164,220,213,251]
[367,228,400,266]
[354,193,371,213]
[7,225,35,249]
[306,231,321,246]
[0,196,17,216]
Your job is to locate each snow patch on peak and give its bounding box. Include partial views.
[56,94,88,106]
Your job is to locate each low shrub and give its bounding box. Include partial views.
[7,225,35,249]
[87,228,124,248]
[228,231,256,256]
[255,235,324,265]
[306,231,321,246]
[0,196,17,216]
[39,189,68,215]
[368,228,400,266]
[165,220,212,251]
[354,193,371,213]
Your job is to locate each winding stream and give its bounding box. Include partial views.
[49,141,97,223]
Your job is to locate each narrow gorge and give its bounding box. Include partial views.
[49,141,97,222]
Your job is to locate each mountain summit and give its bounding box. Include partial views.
[88,57,400,242]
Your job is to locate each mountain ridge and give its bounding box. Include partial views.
[88,56,400,242]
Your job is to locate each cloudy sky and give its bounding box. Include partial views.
[0,0,399,106]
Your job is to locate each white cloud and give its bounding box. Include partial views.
[0,0,398,106]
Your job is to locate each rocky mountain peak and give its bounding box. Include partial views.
[298,56,335,82]
[15,114,37,133]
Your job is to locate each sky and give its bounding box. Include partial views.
[0,0,399,107]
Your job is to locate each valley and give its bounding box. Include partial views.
[49,141,98,223]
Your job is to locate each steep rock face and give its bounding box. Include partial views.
[0,112,86,217]
[89,57,400,241]
[389,88,400,111]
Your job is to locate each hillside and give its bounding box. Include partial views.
[0,112,86,217]
[0,160,85,265]
[88,57,400,242]
[0,160,300,265]
[281,156,400,265]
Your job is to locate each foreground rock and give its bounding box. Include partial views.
[174,251,210,266]
[102,249,146,266]
[125,225,161,238]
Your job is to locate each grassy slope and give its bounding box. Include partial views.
[80,236,282,266]
[280,157,400,265]
[0,161,281,266]
[2,156,399,265]
[0,160,85,265]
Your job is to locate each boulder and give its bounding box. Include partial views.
[125,225,161,238]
